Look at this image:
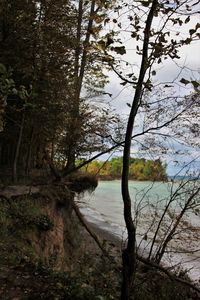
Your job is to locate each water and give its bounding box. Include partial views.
[78,180,200,282]
[79,180,182,236]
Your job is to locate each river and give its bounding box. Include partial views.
[78,180,200,282]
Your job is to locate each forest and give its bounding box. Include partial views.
[81,157,167,181]
[0,0,123,182]
[0,1,200,300]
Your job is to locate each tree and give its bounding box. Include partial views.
[0,0,118,182]
[63,0,113,172]
[97,1,200,299]
[0,63,15,132]
[0,0,37,178]
[0,0,199,298]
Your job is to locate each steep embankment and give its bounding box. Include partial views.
[0,185,79,269]
[0,183,118,299]
[0,181,199,300]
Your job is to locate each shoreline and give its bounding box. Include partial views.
[97,177,168,182]
[87,220,123,249]
[83,218,200,284]
[80,181,200,283]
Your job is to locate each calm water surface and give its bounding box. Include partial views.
[78,180,200,281]
[79,180,176,238]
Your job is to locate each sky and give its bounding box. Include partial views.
[103,2,200,113]
[95,1,200,176]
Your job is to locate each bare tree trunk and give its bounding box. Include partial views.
[13,113,25,183]
[25,126,34,176]
[121,2,158,299]
[43,149,61,181]
[0,142,2,166]
[64,0,83,172]
[50,141,55,162]
[64,0,96,174]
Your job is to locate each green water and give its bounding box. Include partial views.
[81,180,174,231]
[80,180,200,281]
[81,179,199,234]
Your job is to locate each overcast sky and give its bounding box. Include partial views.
[97,2,200,176]
[104,5,200,113]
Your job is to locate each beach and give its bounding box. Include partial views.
[77,180,200,284]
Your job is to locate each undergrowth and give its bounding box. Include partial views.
[0,194,199,300]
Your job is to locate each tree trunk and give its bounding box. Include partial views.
[64,0,96,174]
[121,2,158,299]
[25,126,34,176]
[13,113,25,183]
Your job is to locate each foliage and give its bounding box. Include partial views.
[99,1,200,298]
[81,157,167,181]
[67,172,98,193]
[0,1,199,300]
[0,0,120,181]
[0,63,16,131]
[0,196,53,236]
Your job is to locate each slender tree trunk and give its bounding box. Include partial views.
[43,149,61,181]
[25,126,34,176]
[64,0,83,172]
[51,141,55,162]
[13,113,25,183]
[64,0,96,174]
[121,2,158,299]
[0,142,2,166]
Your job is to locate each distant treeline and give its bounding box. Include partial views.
[80,157,167,181]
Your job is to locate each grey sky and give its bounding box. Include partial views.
[98,2,200,176]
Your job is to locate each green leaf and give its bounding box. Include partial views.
[131,32,137,38]
[97,40,106,51]
[180,78,190,85]
[191,81,200,89]
[152,70,156,76]
[23,103,34,109]
[12,88,18,95]
[141,1,150,7]
[196,23,200,30]
[111,46,126,55]
[95,296,105,300]
[184,38,192,45]
[189,29,195,35]
[185,16,190,24]
[0,63,7,74]
[104,18,110,25]
[164,84,173,88]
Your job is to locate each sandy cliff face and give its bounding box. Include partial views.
[28,185,82,270]
[0,176,98,272]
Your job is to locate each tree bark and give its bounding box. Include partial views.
[64,0,96,173]
[121,2,158,299]
[25,126,34,176]
[13,113,25,183]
